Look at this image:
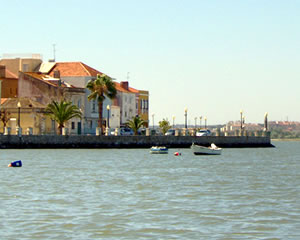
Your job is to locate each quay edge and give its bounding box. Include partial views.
[0,135,274,149]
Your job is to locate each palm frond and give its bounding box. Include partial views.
[44,100,82,130]
[126,116,145,135]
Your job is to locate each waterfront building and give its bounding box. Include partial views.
[0,65,18,98]
[46,62,119,133]
[114,81,137,126]
[18,72,85,134]
[46,62,149,130]
[0,97,49,135]
[129,87,149,127]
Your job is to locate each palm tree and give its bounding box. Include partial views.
[45,100,82,135]
[126,116,145,135]
[86,74,117,133]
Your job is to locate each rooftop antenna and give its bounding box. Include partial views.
[52,43,56,62]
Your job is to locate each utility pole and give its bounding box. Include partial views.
[53,44,56,62]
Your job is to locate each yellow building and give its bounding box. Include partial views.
[128,87,149,127]
[18,72,85,135]
[138,90,149,127]
[0,98,52,135]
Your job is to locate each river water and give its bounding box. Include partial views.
[1,141,300,239]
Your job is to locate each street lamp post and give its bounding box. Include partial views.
[240,110,243,130]
[184,108,188,129]
[152,114,155,129]
[194,117,197,129]
[204,117,207,129]
[172,116,175,129]
[17,101,21,127]
[106,105,110,128]
[199,116,202,129]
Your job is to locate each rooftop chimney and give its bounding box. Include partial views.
[53,70,60,79]
[120,81,129,90]
[0,65,5,78]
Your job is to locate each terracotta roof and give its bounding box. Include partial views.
[114,82,131,93]
[24,72,81,89]
[1,97,46,108]
[128,87,139,93]
[48,62,103,77]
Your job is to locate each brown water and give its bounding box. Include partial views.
[1,141,300,239]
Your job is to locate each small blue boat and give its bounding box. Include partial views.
[8,160,22,167]
[150,146,168,154]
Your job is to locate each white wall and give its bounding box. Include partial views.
[120,92,136,125]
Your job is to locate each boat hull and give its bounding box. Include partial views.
[191,143,222,155]
[150,147,168,154]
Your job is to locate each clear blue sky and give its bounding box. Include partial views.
[1,0,299,125]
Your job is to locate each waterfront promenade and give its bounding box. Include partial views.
[0,134,273,149]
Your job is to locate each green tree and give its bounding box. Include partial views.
[86,74,117,133]
[126,116,145,135]
[45,100,82,135]
[159,119,171,135]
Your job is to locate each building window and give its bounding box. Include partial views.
[78,99,81,108]
[90,120,93,129]
[71,122,75,129]
[22,64,29,72]
[92,100,96,112]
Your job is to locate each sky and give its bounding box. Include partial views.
[1,0,300,125]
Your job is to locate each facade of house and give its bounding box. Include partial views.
[115,81,137,126]
[128,87,149,127]
[18,71,85,134]
[0,98,51,135]
[46,62,119,133]
[0,65,18,98]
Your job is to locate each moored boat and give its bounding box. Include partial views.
[150,146,168,154]
[191,143,222,155]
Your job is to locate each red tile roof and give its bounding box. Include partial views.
[48,62,103,77]
[114,82,131,93]
[24,72,81,89]
[128,87,139,93]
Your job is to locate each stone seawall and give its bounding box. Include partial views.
[0,135,274,149]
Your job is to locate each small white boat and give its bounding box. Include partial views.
[150,146,168,154]
[191,143,222,155]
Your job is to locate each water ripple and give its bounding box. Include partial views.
[1,142,300,239]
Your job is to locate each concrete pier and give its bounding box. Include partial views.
[0,134,274,149]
